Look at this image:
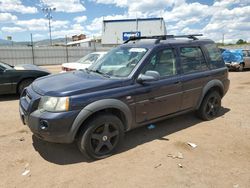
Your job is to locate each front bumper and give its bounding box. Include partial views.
[19,88,80,143]
[225,62,240,70]
[223,78,230,96]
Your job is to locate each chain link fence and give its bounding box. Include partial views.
[219,44,250,50]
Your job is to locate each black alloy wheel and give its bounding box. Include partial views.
[197,91,221,121]
[78,114,124,160]
[90,122,119,156]
[205,95,221,119]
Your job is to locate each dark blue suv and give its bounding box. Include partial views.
[20,35,230,159]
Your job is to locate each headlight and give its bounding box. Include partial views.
[38,96,69,112]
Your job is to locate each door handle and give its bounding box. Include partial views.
[174,81,181,84]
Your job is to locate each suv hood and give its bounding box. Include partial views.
[32,71,127,96]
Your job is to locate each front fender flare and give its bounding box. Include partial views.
[69,99,133,142]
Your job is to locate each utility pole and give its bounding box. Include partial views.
[222,33,225,45]
[30,33,35,64]
[42,7,56,46]
[65,35,69,62]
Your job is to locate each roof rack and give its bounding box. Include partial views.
[123,34,203,44]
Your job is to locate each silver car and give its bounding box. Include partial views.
[242,50,250,70]
[225,50,250,71]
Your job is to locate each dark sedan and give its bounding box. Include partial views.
[0,61,50,95]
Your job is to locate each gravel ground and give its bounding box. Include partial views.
[0,66,249,188]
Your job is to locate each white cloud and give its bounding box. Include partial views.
[213,0,242,8]
[201,4,250,42]
[127,0,174,13]
[92,0,185,14]
[40,0,86,13]
[72,23,84,31]
[1,26,26,33]
[86,15,129,32]
[167,18,200,31]
[0,0,248,43]
[92,0,128,7]
[162,2,211,22]
[86,17,103,32]
[50,23,89,38]
[91,0,250,42]
[0,13,17,23]
[0,0,37,14]
[33,34,45,39]
[16,19,69,31]
[74,15,87,23]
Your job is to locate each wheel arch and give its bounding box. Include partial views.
[70,99,133,141]
[196,79,224,109]
[16,77,36,93]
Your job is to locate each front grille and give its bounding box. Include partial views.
[20,87,41,115]
[25,91,32,104]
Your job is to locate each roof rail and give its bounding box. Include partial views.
[123,34,203,44]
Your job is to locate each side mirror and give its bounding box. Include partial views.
[137,71,160,84]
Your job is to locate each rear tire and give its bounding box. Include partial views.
[18,79,34,95]
[77,113,124,160]
[197,91,221,121]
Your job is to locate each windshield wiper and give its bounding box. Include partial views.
[85,68,110,78]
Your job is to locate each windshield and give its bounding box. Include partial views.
[77,53,100,64]
[0,62,13,70]
[89,47,147,77]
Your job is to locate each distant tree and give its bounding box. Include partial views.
[236,39,247,45]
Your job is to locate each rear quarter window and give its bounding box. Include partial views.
[205,44,225,69]
[180,47,208,74]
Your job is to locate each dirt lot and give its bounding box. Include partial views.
[0,66,249,188]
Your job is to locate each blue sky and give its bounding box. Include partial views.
[0,0,249,43]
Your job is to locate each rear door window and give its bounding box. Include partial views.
[180,47,208,74]
[205,44,224,69]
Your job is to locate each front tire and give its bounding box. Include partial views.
[238,63,244,72]
[197,91,221,121]
[18,79,34,95]
[77,113,124,160]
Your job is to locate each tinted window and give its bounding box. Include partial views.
[142,49,177,77]
[205,44,224,68]
[0,62,13,70]
[180,47,207,74]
